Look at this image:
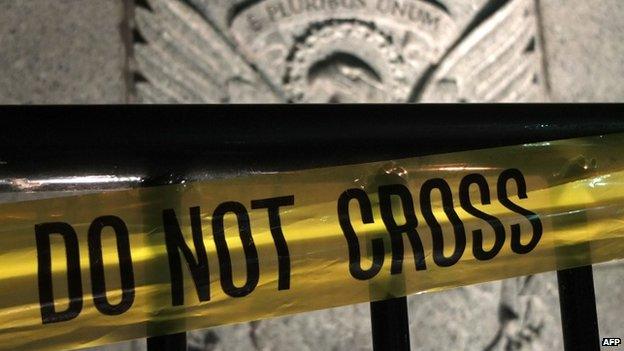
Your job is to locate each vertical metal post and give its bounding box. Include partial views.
[147,333,187,351]
[554,158,600,351]
[367,162,412,351]
[370,297,411,351]
[557,265,600,351]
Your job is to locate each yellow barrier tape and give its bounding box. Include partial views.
[1,133,624,350]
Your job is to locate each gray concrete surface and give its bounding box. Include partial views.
[0,0,125,103]
[595,261,624,349]
[2,0,624,104]
[540,0,624,102]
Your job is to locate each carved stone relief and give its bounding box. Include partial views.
[130,0,548,103]
[129,1,554,350]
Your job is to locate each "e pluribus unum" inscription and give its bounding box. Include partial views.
[246,0,443,32]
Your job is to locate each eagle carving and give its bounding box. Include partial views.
[130,0,548,103]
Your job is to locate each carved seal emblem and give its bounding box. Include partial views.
[131,0,547,103]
